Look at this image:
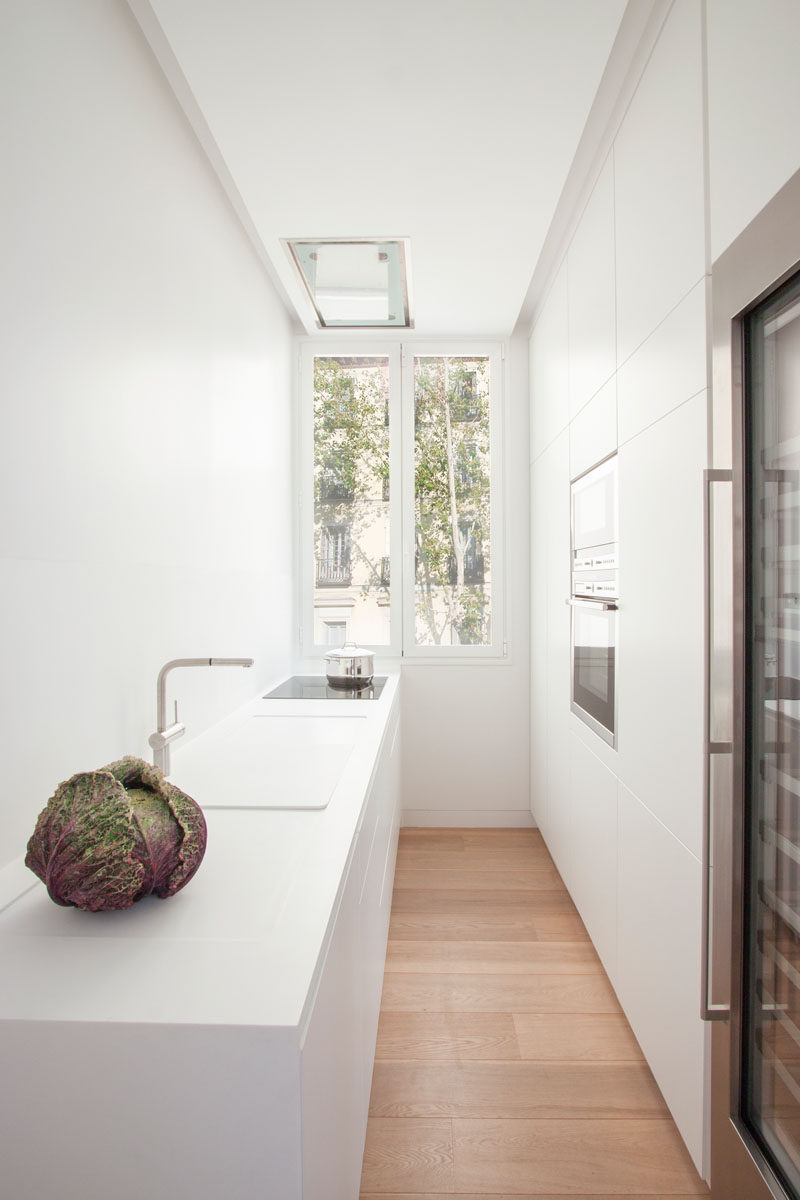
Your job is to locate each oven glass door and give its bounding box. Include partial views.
[570,599,616,747]
[572,456,618,552]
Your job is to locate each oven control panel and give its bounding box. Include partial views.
[572,543,618,600]
[572,577,618,598]
[573,548,617,572]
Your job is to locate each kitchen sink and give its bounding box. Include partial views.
[171,716,356,810]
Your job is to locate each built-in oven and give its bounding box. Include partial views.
[569,456,618,748]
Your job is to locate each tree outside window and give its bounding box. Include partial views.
[413,355,491,645]
[312,356,391,644]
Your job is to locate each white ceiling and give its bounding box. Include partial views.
[133,0,628,336]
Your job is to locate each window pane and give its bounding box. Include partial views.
[313,355,391,645]
[323,620,347,646]
[413,355,492,645]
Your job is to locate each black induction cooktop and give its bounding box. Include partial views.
[263,675,387,700]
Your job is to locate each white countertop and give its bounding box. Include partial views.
[0,672,400,1031]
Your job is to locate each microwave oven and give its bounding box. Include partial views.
[571,454,617,553]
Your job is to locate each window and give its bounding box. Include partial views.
[301,342,503,657]
[317,522,352,587]
[307,351,396,647]
[450,367,480,422]
[409,354,493,647]
[323,620,347,646]
[320,465,354,503]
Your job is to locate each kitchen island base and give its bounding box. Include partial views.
[0,676,401,1200]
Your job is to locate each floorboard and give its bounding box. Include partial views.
[376,1012,521,1061]
[368,1061,669,1119]
[360,827,709,1198]
[361,1195,704,1200]
[388,911,591,942]
[384,939,603,975]
[380,973,622,1014]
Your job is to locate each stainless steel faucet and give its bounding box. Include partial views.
[148,657,254,775]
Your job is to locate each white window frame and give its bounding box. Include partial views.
[299,341,403,658]
[298,338,505,661]
[401,341,505,659]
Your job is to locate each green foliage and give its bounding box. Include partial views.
[313,358,391,598]
[313,358,388,504]
[413,356,491,645]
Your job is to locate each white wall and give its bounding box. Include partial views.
[0,0,295,870]
[707,0,800,261]
[401,332,532,826]
[529,0,708,1173]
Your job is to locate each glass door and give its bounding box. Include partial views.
[708,166,800,1200]
[741,269,800,1199]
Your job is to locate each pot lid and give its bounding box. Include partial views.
[324,640,373,661]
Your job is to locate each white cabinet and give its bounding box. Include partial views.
[568,154,616,419]
[530,458,550,832]
[613,0,706,364]
[570,376,617,479]
[527,1,709,1177]
[542,431,572,876]
[301,703,400,1200]
[530,261,569,461]
[301,850,365,1200]
[356,706,401,1108]
[707,0,800,259]
[0,1020,303,1200]
[567,731,618,978]
[616,393,707,857]
[617,279,707,445]
[617,783,706,1171]
[0,683,401,1200]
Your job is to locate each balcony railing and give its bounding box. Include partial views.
[316,560,351,587]
[450,401,479,422]
[320,473,354,502]
[448,551,485,585]
[450,376,480,422]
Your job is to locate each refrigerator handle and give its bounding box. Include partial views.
[702,469,734,1021]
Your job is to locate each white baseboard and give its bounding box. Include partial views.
[401,809,537,829]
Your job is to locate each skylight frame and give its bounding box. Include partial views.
[283,237,413,329]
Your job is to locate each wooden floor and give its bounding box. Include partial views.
[359,827,709,1198]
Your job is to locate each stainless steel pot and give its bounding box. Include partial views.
[324,640,375,688]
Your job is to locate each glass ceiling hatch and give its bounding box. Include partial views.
[284,238,412,328]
